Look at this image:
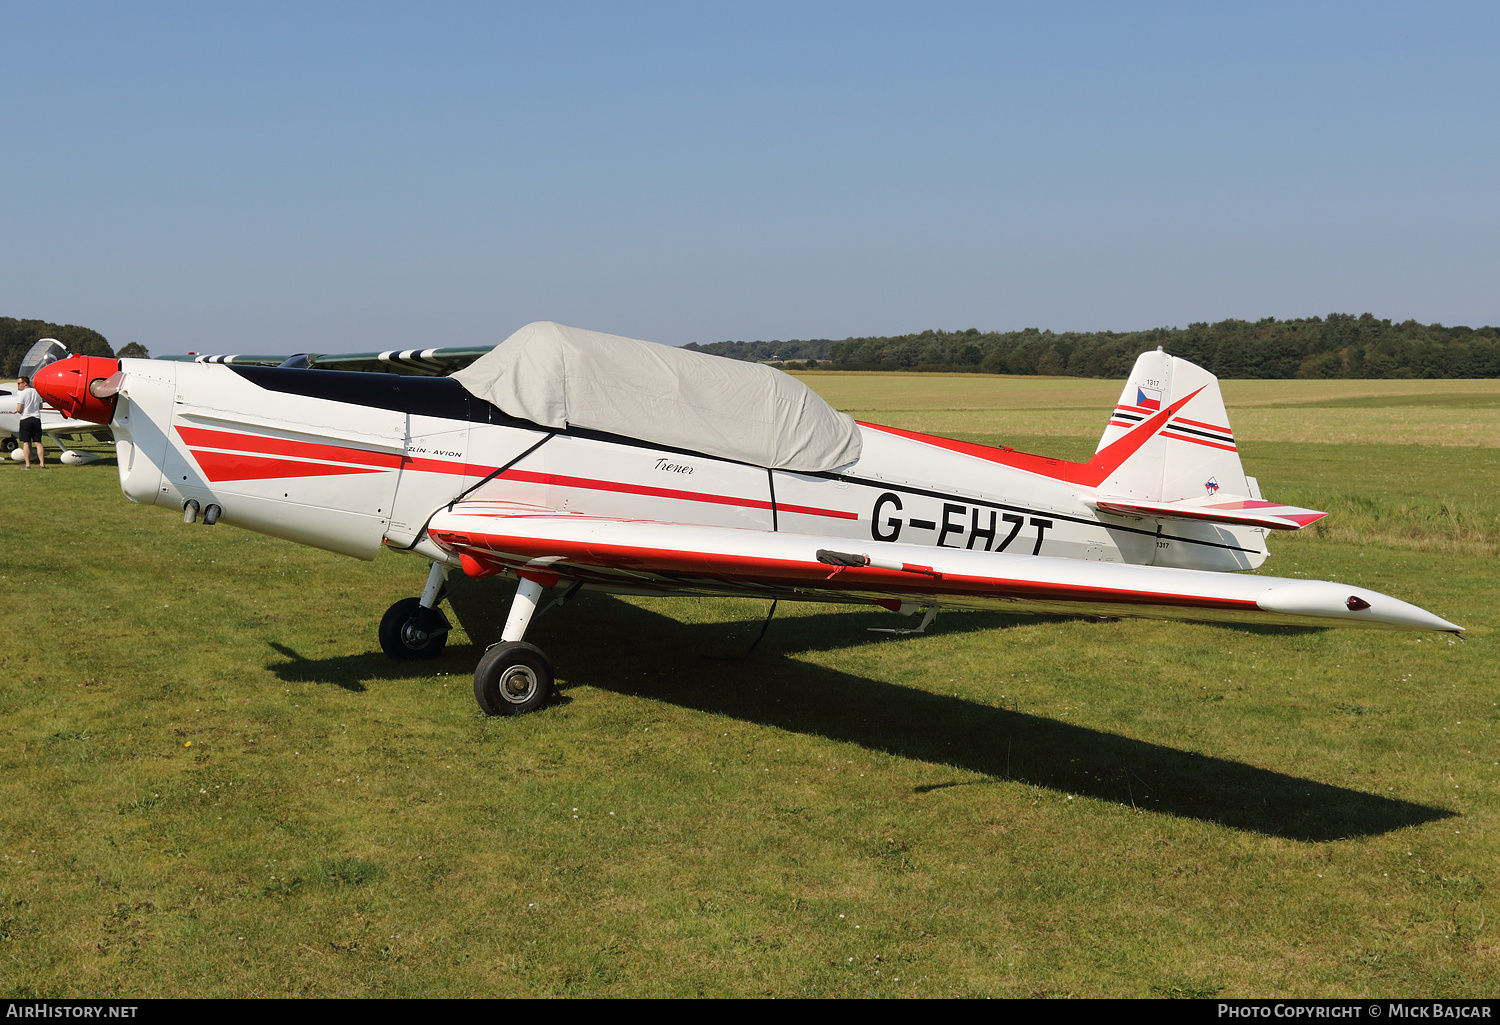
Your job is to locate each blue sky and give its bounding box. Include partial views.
[2,2,1496,353]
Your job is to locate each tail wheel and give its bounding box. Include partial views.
[473,641,553,716]
[378,596,449,660]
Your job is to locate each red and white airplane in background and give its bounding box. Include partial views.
[2,339,111,463]
[34,321,1462,716]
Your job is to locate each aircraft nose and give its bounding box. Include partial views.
[33,355,122,425]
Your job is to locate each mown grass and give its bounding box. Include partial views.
[0,377,1494,997]
[809,373,1500,450]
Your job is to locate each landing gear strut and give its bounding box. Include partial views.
[473,641,553,715]
[379,562,452,660]
[378,564,557,715]
[473,574,554,716]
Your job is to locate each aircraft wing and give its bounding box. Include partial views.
[424,502,1460,633]
[154,345,495,376]
[45,420,114,444]
[0,409,113,445]
[152,353,293,367]
[309,347,494,375]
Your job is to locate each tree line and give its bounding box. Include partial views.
[1,318,117,376]
[681,338,833,363]
[10,312,1499,380]
[1,317,151,376]
[692,313,1500,379]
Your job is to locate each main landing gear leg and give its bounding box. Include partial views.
[473,574,554,716]
[378,561,453,660]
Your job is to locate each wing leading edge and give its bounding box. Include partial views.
[425,502,1460,634]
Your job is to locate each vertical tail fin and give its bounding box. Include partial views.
[1094,348,1250,503]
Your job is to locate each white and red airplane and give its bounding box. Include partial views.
[2,339,112,463]
[33,321,1461,715]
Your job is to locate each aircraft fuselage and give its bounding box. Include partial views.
[110,361,1266,577]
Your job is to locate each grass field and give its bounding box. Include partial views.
[0,375,1494,997]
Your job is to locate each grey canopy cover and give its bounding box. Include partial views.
[450,322,862,472]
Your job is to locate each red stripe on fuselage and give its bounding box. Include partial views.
[495,469,858,520]
[178,426,503,478]
[173,425,856,519]
[400,454,500,476]
[859,386,1206,489]
[190,449,387,482]
[176,425,402,469]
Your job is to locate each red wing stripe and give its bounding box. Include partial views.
[1207,500,1283,511]
[431,530,1262,611]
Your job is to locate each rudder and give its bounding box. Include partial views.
[1094,348,1251,504]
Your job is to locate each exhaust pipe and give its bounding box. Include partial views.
[203,504,222,526]
[183,500,199,524]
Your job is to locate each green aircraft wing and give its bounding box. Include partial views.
[152,345,495,376]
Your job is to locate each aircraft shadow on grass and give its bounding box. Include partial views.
[270,578,1453,843]
[268,642,378,692]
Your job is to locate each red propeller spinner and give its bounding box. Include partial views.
[32,355,123,425]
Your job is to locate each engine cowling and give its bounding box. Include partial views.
[32,355,122,425]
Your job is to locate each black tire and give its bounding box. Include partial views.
[473,642,553,716]
[378,597,448,660]
[0,437,16,453]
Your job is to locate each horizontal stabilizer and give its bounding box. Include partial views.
[1090,494,1327,531]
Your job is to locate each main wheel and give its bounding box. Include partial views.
[0,437,16,453]
[473,642,553,716]
[379,596,449,660]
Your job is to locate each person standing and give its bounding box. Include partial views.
[13,375,45,468]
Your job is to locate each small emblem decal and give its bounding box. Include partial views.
[1204,476,1220,495]
[1136,386,1162,411]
